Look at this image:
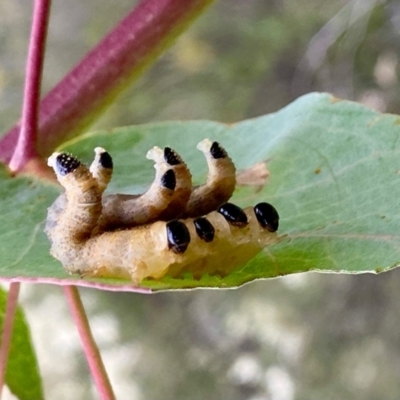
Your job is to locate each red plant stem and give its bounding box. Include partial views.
[8,0,51,172]
[0,283,21,396]
[0,0,215,168]
[64,286,115,400]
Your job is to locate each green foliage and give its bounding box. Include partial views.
[1,93,399,289]
[0,168,64,279]
[0,288,43,399]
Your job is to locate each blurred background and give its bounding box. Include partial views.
[2,0,400,399]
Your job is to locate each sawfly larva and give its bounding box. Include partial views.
[45,140,279,284]
[46,139,236,233]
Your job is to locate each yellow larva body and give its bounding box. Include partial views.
[64,207,276,283]
[45,140,280,284]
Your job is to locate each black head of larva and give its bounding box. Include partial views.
[193,217,215,242]
[166,220,191,254]
[164,147,182,165]
[161,169,176,190]
[55,153,81,176]
[218,203,248,227]
[99,151,113,169]
[210,141,227,159]
[254,202,279,232]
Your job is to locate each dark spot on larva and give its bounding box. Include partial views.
[314,168,321,174]
[210,141,227,159]
[254,202,279,232]
[166,220,190,253]
[99,151,113,169]
[193,217,215,242]
[56,153,81,176]
[218,203,248,227]
[164,147,181,165]
[161,169,176,190]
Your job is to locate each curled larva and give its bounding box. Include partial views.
[94,139,236,224]
[182,139,236,218]
[46,152,103,246]
[96,146,192,230]
[46,139,236,233]
[46,145,192,234]
[45,142,279,284]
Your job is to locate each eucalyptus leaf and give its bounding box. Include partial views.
[1,93,399,290]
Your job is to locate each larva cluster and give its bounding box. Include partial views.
[45,139,279,284]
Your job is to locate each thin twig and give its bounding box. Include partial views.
[0,283,21,398]
[64,286,115,400]
[9,0,51,172]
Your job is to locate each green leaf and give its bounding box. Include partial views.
[0,287,44,399]
[1,92,399,290]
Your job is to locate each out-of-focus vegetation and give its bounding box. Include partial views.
[2,0,400,399]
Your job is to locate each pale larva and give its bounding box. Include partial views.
[45,141,279,284]
[46,139,236,234]
[94,145,192,231]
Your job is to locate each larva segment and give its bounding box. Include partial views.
[154,147,192,221]
[168,205,279,279]
[167,203,280,279]
[46,145,193,235]
[75,204,279,283]
[47,147,113,240]
[46,152,103,268]
[183,139,236,218]
[46,148,111,241]
[97,146,192,230]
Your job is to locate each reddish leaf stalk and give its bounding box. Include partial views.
[64,286,115,400]
[0,283,21,396]
[0,0,216,168]
[8,0,51,172]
